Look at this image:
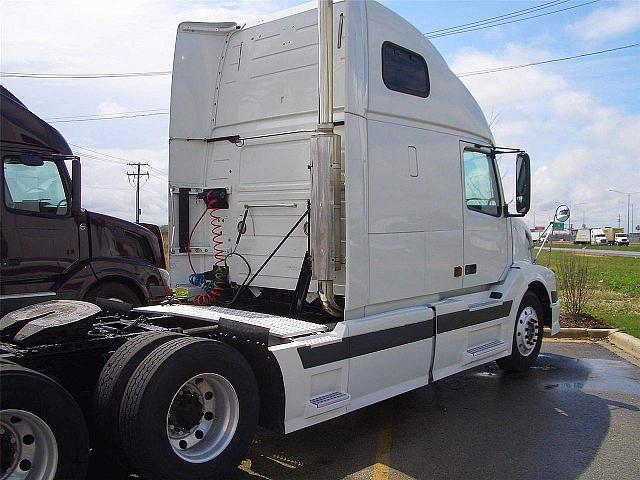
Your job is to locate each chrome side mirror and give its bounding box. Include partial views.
[555,204,570,223]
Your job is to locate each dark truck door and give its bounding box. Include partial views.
[1,157,80,304]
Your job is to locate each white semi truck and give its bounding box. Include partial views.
[0,2,561,479]
[575,228,607,245]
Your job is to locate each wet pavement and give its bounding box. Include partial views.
[91,341,640,480]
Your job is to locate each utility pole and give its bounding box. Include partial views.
[609,189,640,234]
[127,162,149,223]
[617,213,622,228]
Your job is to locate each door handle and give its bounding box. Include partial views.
[408,146,418,177]
[1,259,20,267]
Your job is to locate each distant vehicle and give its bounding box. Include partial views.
[603,227,628,246]
[574,228,591,245]
[574,228,607,246]
[0,86,170,315]
[590,228,608,246]
[614,232,629,246]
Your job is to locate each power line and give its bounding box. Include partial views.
[47,109,167,121]
[426,0,600,38]
[70,143,169,178]
[456,43,640,77]
[70,143,129,165]
[424,0,570,35]
[47,112,168,123]
[1,71,171,79]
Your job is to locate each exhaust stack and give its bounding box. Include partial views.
[310,0,343,317]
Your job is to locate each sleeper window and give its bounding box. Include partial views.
[382,42,430,98]
[463,151,501,216]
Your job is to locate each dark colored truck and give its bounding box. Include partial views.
[0,86,169,315]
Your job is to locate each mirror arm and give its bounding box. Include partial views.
[503,205,526,217]
[71,159,82,215]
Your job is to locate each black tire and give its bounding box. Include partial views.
[85,281,142,306]
[93,331,184,454]
[497,291,544,372]
[0,364,90,480]
[118,337,259,480]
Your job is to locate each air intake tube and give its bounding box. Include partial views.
[310,0,343,317]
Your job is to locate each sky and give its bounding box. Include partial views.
[1,0,639,231]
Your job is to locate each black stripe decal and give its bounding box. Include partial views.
[296,302,513,368]
[437,301,513,334]
[297,319,435,369]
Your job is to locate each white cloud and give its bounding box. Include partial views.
[97,100,128,115]
[566,1,640,40]
[452,45,640,228]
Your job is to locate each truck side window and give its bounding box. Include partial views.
[382,41,430,98]
[463,150,501,216]
[3,158,69,216]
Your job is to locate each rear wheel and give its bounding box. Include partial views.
[0,364,89,480]
[85,281,142,306]
[118,337,259,480]
[94,331,184,454]
[497,291,544,372]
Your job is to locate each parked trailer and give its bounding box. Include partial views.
[0,2,561,479]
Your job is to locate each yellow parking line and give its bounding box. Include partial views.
[372,406,393,480]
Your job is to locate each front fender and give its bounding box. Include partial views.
[90,258,163,303]
[495,261,560,335]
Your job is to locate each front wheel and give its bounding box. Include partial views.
[497,291,544,372]
[118,337,259,480]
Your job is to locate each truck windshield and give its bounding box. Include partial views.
[3,158,69,215]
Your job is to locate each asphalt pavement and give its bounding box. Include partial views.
[547,247,640,258]
[91,341,640,480]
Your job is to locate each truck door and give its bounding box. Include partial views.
[1,156,80,302]
[460,144,509,287]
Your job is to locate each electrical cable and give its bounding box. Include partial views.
[1,70,171,79]
[46,109,168,121]
[426,0,600,38]
[424,0,570,35]
[47,112,168,123]
[457,42,640,77]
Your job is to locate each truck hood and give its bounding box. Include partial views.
[86,211,165,269]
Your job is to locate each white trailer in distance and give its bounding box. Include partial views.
[0,2,562,479]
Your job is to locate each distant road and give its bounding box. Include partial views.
[546,247,640,258]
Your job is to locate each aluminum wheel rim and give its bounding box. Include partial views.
[166,373,239,463]
[516,306,539,356]
[0,409,58,480]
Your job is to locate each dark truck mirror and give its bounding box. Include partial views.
[71,158,81,215]
[514,152,531,215]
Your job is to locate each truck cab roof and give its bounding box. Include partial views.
[0,86,72,156]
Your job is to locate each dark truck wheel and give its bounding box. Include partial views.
[118,337,259,480]
[94,331,184,454]
[497,291,544,372]
[0,364,89,480]
[85,281,142,306]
